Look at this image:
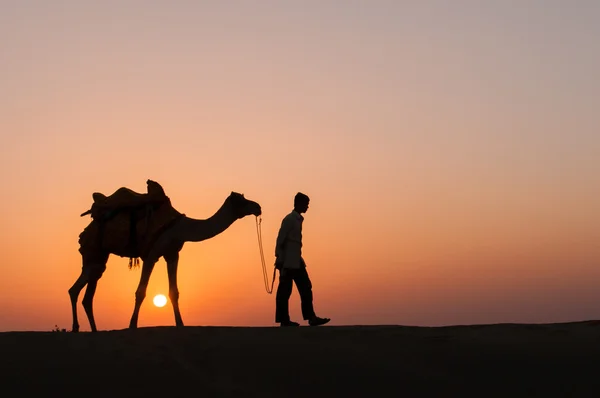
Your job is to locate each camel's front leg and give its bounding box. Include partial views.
[129,259,157,329]
[165,252,184,327]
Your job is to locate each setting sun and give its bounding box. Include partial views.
[153,294,167,308]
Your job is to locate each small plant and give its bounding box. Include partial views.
[52,324,67,333]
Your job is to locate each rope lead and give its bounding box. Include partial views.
[256,216,275,294]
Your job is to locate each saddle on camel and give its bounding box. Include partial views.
[78,179,183,267]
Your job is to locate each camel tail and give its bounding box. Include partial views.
[128,257,140,270]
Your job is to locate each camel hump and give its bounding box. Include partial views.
[92,187,147,207]
[81,179,170,218]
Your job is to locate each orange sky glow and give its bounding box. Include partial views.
[1,1,599,331]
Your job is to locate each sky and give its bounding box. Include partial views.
[1,0,599,332]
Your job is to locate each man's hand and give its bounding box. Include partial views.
[275,258,284,270]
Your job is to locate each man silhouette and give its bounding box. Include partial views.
[274,192,330,327]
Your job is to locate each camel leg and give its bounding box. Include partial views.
[165,252,184,327]
[68,270,89,333]
[129,259,157,329]
[70,252,108,332]
[82,276,100,332]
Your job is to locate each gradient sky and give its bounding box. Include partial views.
[1,1,599,331]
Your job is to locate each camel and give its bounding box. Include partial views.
[69,180,261,332]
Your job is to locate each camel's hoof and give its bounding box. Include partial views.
[71,328,79,333]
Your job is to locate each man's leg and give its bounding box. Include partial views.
[275,268,295,324]
[293,267,316,321]
[294,267,331,326]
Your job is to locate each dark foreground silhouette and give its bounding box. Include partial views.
[2,322,600,397]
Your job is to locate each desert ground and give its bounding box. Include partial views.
[2,321,600,397]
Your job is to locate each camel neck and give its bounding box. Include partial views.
[173,201,237,242]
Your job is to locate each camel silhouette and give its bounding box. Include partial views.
[69,180,261,332]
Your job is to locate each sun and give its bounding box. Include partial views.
[153,294,167,308]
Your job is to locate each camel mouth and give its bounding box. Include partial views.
[251,203,262,216]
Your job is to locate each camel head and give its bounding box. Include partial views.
[228,192,262,218]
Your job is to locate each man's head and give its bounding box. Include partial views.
[294,192,310,214]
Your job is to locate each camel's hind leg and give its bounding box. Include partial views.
[68,270,88,333]
[82,276,101,332]
[69,253,108,333]
[128,258,158,329]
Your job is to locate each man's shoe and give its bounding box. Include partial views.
[309,317,330,326]
[280,321,300,327]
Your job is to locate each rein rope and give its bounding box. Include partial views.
[256,216,275,294]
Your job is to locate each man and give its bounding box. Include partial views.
[274,192,330,327]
